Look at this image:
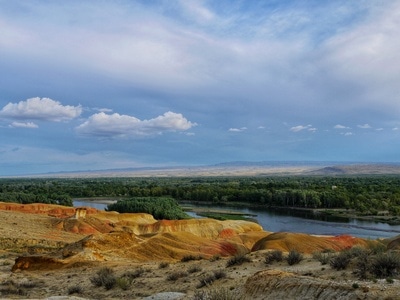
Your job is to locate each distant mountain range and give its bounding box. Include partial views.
[15,161,400,178]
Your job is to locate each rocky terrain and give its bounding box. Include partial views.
[0,202,400,299]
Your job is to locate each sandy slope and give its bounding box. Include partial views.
[1,202,400,299]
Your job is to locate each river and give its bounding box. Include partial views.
[73,200,400,239]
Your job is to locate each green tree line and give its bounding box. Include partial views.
[106,197,189,220]
[1,176,400,215]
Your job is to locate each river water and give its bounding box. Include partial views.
[73,200,400,239]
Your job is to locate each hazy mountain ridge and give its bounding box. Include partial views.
[7,162,400,178]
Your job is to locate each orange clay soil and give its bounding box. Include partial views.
[252,232,369,253]
[0,201,387,271]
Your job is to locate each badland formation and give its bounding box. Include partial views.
[0,201,400,299]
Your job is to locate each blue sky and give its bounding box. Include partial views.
[1,0,400,175]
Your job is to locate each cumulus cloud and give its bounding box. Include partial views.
[229,127,247,132]
[0,97,82,122]
[357,124,372,129]
[9,121,38,129]
[290,125,313,132]
[334,124,350,129]
[76,111,196,138]
[341,132,353,136]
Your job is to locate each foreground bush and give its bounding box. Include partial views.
[370,252,400,278]
[90,267,116,290]
[122,268,145,280]
[330,251,351,270]
[265,250,283,264]
[226,254,251,267]
[286,250,303,266]
[167,271,188,281]
[181,255,203,262]
[67,285,83,295]
[354,251,370,279]
[313,251,333,265]
[197,270,227,288]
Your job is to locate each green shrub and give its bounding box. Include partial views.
[367,242,386,255]
[188,265,202,273]
[354,251,370,279]
[90,267,116,290]
[116,277,130,290]
[330,251,351,270]
[167,271,188,281]
[347,246,369,258]
[370,252,400,278]
[197,274,216,288]
[197,270,227,288]
[159,262,169,269]
[313,251,333,265]
[123,268,145,280]
[265,250,283,264]
[286,250,303,266]
[67,285,83,295]
[213,270,227,280]
[226,254,251,267]
[209,255,221,262]
[181,255,203,262]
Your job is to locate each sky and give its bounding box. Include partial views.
[1,0,400,175]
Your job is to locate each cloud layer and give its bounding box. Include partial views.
[76,111,196,138]
[0,1,400,174]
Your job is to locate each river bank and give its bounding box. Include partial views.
[179,200,400,225]
[73,199,400,238]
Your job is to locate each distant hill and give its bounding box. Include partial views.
[309,164,400,175]
[9,162,400,178]
[212,161,336,167]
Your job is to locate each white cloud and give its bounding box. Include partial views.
[342,132,353,136]
[393,127,399,131]
[357,124,372,129]
[308,127,317,132]
[0,97,82,122]
[178,0,215,24]
[94,107,113,113]
[376,128,384,131]
[334,124,350,129]
[290,125,312,132]
[321,1,400,114]
[76,111,196,138]
[9,121,38,129]
[229,127,247,132]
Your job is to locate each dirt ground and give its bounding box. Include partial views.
[0,208,400,299]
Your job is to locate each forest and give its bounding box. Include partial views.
[1,176,400,216]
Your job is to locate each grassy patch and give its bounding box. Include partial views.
[226,254,251,267]
[197,212,253,221]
